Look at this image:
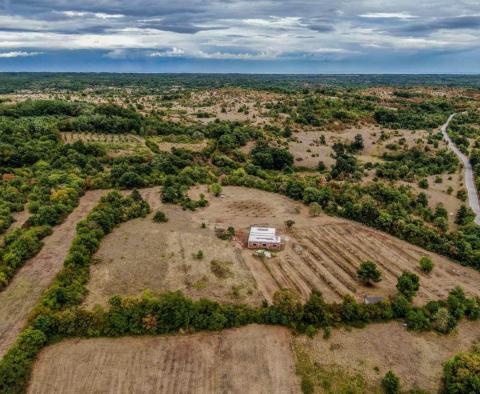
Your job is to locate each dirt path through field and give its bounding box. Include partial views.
[28,324,300,394]
[0,190,106,359]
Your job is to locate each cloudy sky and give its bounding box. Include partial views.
[0,0,479,73]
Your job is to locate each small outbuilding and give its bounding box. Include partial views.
[247,226,284,250]
[363,295,384,305]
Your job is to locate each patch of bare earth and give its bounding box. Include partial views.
[0,190,106,358]
[296,320,480,392]
[28,324,300,394]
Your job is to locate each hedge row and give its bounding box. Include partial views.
[1,285,478,393]
[0,226,51,290]
[0,179,84,291]
[0,190,150,393]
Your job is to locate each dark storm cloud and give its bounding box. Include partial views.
[0,0,479,72]
[395,16,480,35]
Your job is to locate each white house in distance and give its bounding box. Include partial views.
[247,226,284,250]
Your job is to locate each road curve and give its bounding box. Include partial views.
[440,114,480,225]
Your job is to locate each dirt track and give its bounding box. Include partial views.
[28,325,300,394]
[0,190,106,359]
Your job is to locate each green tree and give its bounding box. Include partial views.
[285,219,295,229]
[357,261,382,286]
[455,205,475,225]
[382,371,400,394]
[308,202,322,217]
[118,171,145,189]
[396,271,420,300]
[153,210,168,223]
[443,351,480,394]
[210,183,223,197]
[418,178,429,189]
[419,256,434,274]
[350,133,364,151]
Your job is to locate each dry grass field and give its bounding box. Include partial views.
[60,132,150,157]
[147,137,208,152]
[60,132,208,156]
[289,125,436,169]
[295,320,480,393]
[84,187,264,307]
[86,186,480,307]
[28,325,300,394]
[400,170,465,227]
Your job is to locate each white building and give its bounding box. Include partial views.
[247,227,284,250]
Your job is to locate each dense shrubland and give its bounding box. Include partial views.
[1,97,479,275]
[443,345,480,394]
[374,100,455,130]
[375,147,459,180]
[0,91,479,393]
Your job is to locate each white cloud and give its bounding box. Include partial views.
[61,11,124,19]
[359,12,417,19]
[149,47,185,57]
[0,51,43,58]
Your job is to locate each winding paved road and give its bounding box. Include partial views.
[440,114,480,225]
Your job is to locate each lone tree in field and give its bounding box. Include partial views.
[381,371,400,394]
[153,210,168,223]
[419,256,434,274]
[396,271,420,300]
[357,261,382,286]
[308,202,322,217]
[210,183,222,197]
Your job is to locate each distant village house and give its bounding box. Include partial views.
[247,227,284,250]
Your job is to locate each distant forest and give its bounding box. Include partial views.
[1,73,480,94]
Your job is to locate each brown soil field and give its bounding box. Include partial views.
[86,186,480,307]
[10,210,30,230]
[0,190,106,358]
[28,324,300,394]
[296,320,480,393]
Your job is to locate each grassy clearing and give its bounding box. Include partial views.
[294,342,381,394]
